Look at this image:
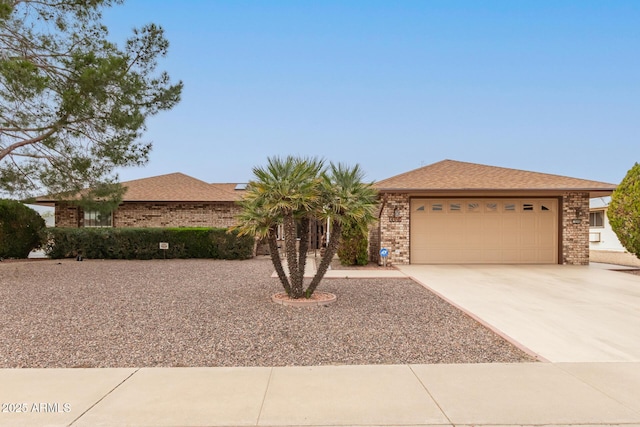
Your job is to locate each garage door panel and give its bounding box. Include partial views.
[410,198,558,264]
[539,232,556,247]
[467,249,493,263]
[501,249,521,263]
[519,248,539,262]
[480,249,503,263]
[521,215,537,229]
[466,230,486,246]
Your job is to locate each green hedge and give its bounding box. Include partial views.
[45,227,254,260]
[0,200,46,259]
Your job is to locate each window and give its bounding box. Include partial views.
[449,203,461,212]
[504,203,516,212]
[467,202,480,212]
[589,211,604,228]
[84,210,112,227]
[523,203,534,211]
[431,203,443,211]
[486,203,498,212]
[416,205,425,211]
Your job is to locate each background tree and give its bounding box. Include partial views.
[0,0,182,205]
[608,162,640,259]
[0,199,46,258]
[233,156,378,299]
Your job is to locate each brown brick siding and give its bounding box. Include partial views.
[53,202,241,228]
[561,192,590,265]
[114,202,241,228]
[378,193,410,265]
[55,203,81,227]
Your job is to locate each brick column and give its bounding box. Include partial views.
[379,193,410,265]
[562,192,590,265]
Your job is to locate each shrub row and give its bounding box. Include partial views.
[45,227,254,260]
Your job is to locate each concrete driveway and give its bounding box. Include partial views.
[398,264,640,362]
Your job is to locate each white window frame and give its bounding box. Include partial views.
[589,211,605,228]
[83,210,113,227]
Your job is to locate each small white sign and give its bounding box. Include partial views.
[159,242,169,250]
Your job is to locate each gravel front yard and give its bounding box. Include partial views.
[0,258,535,368]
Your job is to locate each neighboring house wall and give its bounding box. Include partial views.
[587,204,640,266]
[114,202,241,228]
[561,192,590,265]
[589,207,626,252]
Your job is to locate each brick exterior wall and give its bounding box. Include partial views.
[55,203,81,227]
[377,193,410,265]
[114,202,241,228]
[561,192,590,265]
[53,202,242,228]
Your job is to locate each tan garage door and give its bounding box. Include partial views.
[410,198,558,264]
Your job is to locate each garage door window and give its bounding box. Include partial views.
[504,203,516,212]
[449,203,462,212]
[523,203,534,211]
[431,203,443,212]
[486,203,498,212]
[468,202,480,212]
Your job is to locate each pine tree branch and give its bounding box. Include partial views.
[0,127,57,162]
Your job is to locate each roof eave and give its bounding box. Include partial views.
[375,188,616,198]
[375,187,616,192]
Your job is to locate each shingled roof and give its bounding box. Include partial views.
[36,173,246,203]
[375,160,617,194]
[119,173,244,202]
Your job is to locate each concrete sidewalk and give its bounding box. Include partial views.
[1,362,639,426]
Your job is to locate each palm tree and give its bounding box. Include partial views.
[233,192,291,294]
[306,162,378,297]
[233,156,378,299]
[233,156,324,298]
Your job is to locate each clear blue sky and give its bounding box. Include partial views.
[104,0,639,185]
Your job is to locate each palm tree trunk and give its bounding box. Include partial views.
[297,216,310,281]
[283,213,303,298]
[267,228,291,295]
[306,221,341,297]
